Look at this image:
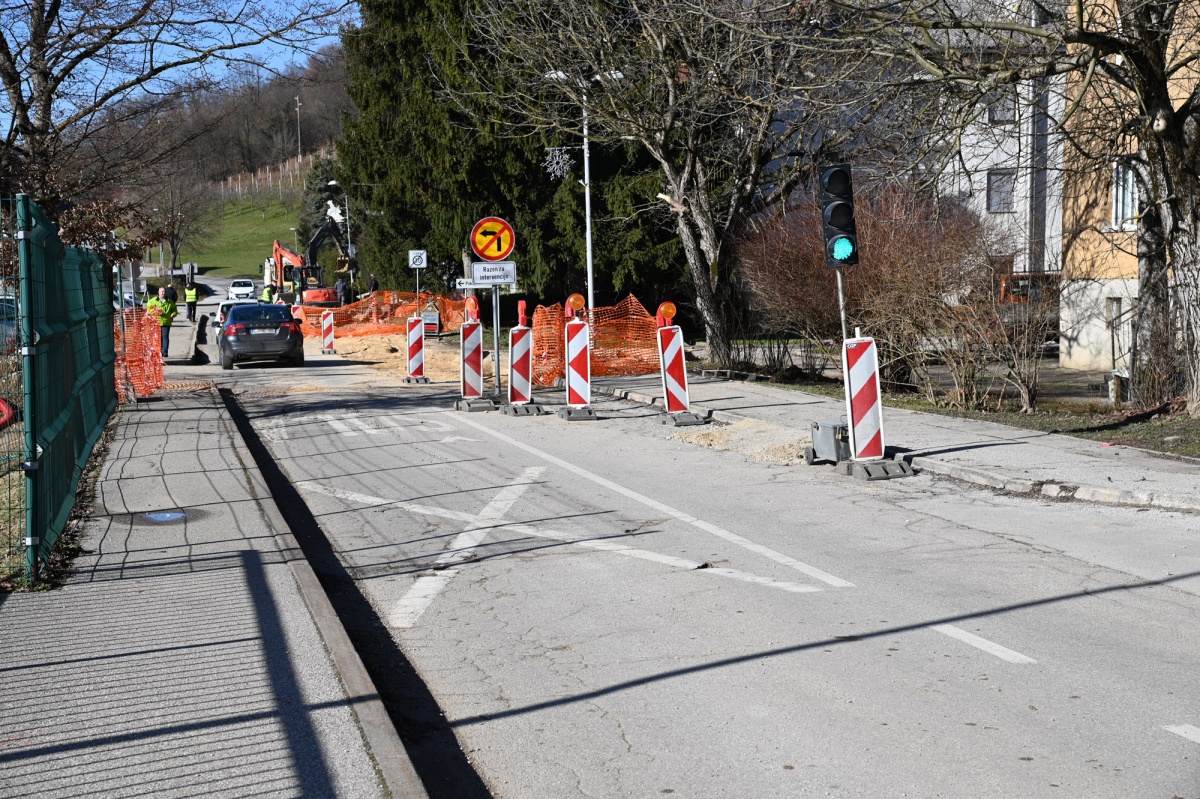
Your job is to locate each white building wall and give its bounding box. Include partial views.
[1059,278,1137,372]
[938,77,1065,275]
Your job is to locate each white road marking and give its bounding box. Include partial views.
[1164,725,1200,744]
[298,484,821,595]
[930,624,1037,664]
[447,413,855,588]
[386,467,544,628]
[440,436,480,443]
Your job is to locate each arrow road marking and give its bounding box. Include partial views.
[387,467,544,628]
[447,413,855,588]
[298,482,823,597]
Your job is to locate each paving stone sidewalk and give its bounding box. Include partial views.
[0,365,425,797]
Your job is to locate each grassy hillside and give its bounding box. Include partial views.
[179,200,300,277]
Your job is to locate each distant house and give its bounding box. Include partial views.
[1058,159,1138,372]
[937,78,1064,292]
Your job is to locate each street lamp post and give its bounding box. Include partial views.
[289,227,299,251]
[545,71,621,315]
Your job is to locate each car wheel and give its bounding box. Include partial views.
[804,446,816,466]
[220,346,233,371]
[291,351,305,367]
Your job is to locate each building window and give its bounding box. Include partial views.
[987,88,1017,124]
[987,169,1016,213]
[1112,164,1138,230]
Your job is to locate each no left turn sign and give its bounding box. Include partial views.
[470,217,515,261]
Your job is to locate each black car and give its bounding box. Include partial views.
[218,303,305,369]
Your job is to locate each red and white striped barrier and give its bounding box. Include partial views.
[656,325,689,412]
[406,316,424,378]
[321,310,335,354]
[564,319,590,407]
[842,336,885,460]
[509,326,532,404]
[460,319,483,398]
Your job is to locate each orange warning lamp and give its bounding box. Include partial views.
[517,300,527,328]
[464,295,480,321]
[565,292,586,319]
[656,301,677,328]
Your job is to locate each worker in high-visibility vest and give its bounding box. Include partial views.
[183,281,199,322]
[262,283,275,302]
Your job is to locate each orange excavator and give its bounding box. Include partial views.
[266,238,339,306]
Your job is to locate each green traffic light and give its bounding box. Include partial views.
[831,236,855,261]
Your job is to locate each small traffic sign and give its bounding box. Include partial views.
[470,217,515,261]
[470,261,517,285]
[408,249,427,269]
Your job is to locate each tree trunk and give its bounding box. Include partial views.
[1172,232,1200,416]
[671,201,733,367]
[1132,201,1174,406]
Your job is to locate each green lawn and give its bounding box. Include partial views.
[179,200,301,278]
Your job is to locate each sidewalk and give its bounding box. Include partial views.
[595,373,1200,513]
[0,357,426,796]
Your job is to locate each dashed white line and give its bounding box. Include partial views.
[1164,725,1200,744]
[931,624,1037,664]
[447,412,855,588]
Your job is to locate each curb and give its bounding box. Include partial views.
[591,382,743,424]
[595,379,1200,515]
[908,455,1200,513]
[219,390,430,799]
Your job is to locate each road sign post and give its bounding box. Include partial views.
[409,249,426,302]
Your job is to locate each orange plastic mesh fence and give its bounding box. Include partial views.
[531,295,661,387]
[114,309,164,403]
[293,292,468,339]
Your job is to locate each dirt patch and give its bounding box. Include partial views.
[673,418,811,466]
[336,334,508,386]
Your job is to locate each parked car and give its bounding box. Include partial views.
[113,291,144,309]
[227,279,256,300]
[218,303,304,369]
[212,299,259,331]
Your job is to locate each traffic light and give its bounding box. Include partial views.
[819,163,858,267]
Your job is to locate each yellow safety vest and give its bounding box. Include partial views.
[184,287,198,303]
[262,286,274,301]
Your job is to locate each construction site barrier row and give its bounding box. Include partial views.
[293,291,468,340]
[531,295,660,387]
[114,309,164,403]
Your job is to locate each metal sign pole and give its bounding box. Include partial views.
[492,286,502,397]
[835,266,849,343]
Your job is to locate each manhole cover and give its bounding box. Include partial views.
[142,511,187,523]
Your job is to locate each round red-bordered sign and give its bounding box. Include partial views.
[470,217,515,261]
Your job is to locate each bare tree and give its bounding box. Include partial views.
[0,0,349,221]
[459,0,910,366]
[774,0,1200,412]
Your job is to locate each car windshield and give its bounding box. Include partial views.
[232,280,253,287]
[228,305,291,323]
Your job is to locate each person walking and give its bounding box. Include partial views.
[146,286,178,358]
[164,281,178,304]
[183,281,199,322]
[262,283,275,303]
[369,273,379,293]
[334,276,347,307]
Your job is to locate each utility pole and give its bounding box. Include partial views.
[295,95,302,160]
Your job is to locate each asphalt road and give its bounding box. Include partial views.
[208,348,1200,798]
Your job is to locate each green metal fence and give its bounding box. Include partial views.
[0,197,24,585]
[0,195,118,584]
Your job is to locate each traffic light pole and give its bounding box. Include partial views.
[835,266,849,343]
